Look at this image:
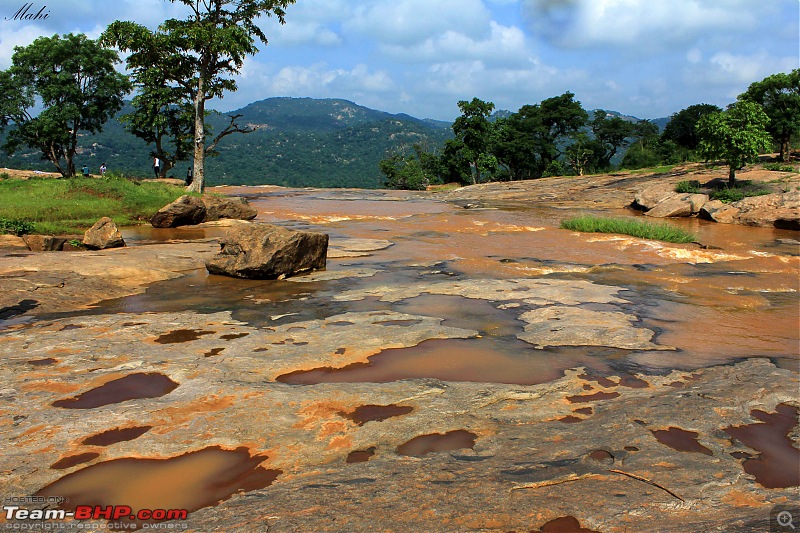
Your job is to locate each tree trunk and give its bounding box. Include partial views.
[728,165,736,185]
[780,137,790,163]
[188,79,205,193]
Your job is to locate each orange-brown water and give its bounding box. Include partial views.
[37,446,281,523]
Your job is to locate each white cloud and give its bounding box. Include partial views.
[347,0,493,46]
[523,0,757,49]
[382,22,530,67]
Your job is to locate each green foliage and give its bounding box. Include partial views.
[103,0,297,192]
[0,217,35,236]
[696,101,773,184]
[675,181,702,194]
[452,97,496,184]
[0,177,186,234]
[661,103,722,150]
[709,181,771,203]
[560,216,697,243]
[589,110,636,170]
[764,162,797,172]
[0,34,130,177]
[739,69,800,162]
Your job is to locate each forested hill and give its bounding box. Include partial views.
[0,97,453,189]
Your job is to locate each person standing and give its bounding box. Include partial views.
[82,164,89,177]
[153,156,161,178]
[185,166,193,186]
[100,163,107,176]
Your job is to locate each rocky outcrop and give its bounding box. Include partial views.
[699,191,799,229]
[635,185,709,218]
[150,195,207,228]
[82,217,125,250]
[201,195,258,222]
[205,222,328,279]
[734,190,800,229]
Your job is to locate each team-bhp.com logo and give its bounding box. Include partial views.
[4,502,189,530]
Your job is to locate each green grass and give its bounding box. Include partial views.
[561,216,697,243]
[674,180,701,194]
[0,174,189,235]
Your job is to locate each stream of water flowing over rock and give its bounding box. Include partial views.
[3,186,798,532]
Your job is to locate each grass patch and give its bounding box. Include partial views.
[764,163,797,173]
[561,216,697,244]
[709,180,771,204]
[0,175,189,234]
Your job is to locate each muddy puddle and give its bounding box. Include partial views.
[37,446,280,523]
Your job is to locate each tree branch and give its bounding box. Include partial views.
[205,113,254,153]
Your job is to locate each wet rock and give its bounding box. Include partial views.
[517,306,674,351]
[699,200,740,224]
[734,191,800,229]
[150,195,207,228]
[205,222,328,279]
[201,195,257,222]
[644,193,708,218]
[82,217,125,250]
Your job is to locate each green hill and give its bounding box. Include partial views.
[0,98,452,189]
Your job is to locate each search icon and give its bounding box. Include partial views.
[778,510,796,530]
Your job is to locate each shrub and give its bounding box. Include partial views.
[0,217,36,236]
[675,180,701,194]
[764,163,796,173]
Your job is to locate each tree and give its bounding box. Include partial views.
[739,69,800,162]
[119,67,195,178]
[0,34,130,177]
[589,110,635,170]
[696,100,772,184]
[380,144,442,190]
[493,92,587,180]
[452,98,495,184]
[104,0,295,192]
[661,103,721,151]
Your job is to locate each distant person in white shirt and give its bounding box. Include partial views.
[153,156,161,178]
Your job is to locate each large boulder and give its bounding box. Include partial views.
[644,193,708,218]
[206,223,328,279]
[699,200,740,224]
[150,195,207,228]
[82,217,125,250]
[633,184,675,211]
[733,191,800,229]
[201,195,258,222]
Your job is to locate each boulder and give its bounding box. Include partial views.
[150,195,207,228]
[201,195,258,222]
[633,184,675,211]
[699,200,740,224]
[23,235,71,252]
[206,223,328,279]
[733,191,800,229]
[643,193,707,218]
[82,217,125,250]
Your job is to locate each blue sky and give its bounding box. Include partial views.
[1,0,798,121]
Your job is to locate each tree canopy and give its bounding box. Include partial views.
[696,100,772,184]
[739,69,800,162]
[0,34,130,177]
[103,0,295,192]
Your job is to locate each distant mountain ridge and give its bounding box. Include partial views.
[0,97,665,188]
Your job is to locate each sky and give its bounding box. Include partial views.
[0,0,798,121]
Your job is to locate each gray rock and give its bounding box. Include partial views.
[205,222,328,279]
[22,235,72,252]
[150,195,207,228]
[82,217,125,250]
[201,195,257,222]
